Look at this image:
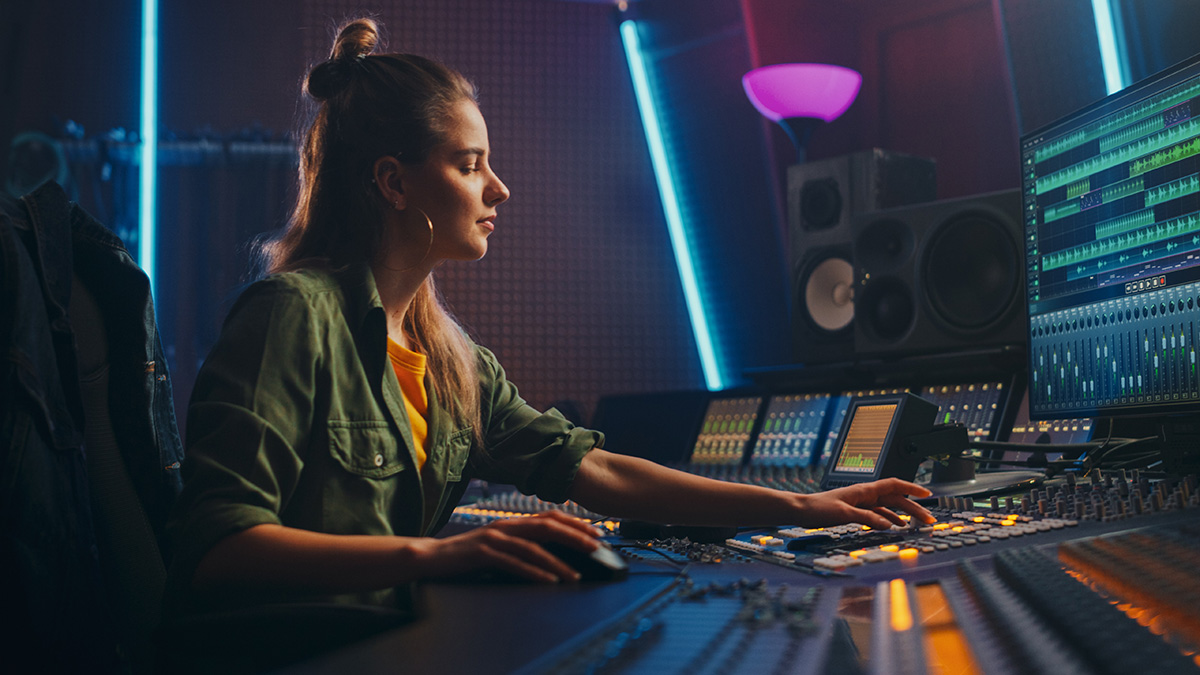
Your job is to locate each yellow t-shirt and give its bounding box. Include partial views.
[386,337,429,469]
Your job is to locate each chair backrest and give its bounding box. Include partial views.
[71,273,167,675]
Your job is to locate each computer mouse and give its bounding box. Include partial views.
[541,540,629,582]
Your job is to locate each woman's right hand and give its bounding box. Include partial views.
[407,511,602,583]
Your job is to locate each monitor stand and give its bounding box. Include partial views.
[920,456,1042,499]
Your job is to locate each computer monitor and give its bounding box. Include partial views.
[1022,52,1200,419]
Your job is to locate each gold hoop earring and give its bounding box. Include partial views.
[384,206,434,272]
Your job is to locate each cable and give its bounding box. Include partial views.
[969,440,1108,452]
[1080,435,1158,471]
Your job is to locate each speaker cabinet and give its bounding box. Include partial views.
[851,189,1025,359]
[789,149,936,364]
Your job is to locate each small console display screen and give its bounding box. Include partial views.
[690,397,762,465]
[832,403,896,475]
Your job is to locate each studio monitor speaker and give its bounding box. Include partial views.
[851,189,1025,359]
[789,149,936,364]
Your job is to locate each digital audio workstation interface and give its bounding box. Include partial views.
[1024,56,1200,418]
[416,56,1200,675]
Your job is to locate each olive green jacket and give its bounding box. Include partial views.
[165,264,602,611]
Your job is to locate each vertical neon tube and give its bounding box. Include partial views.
[620,19,724,391]
[1092,0,1126,95]
[140,0,158,296]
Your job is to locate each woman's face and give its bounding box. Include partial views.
[402,99,510,263]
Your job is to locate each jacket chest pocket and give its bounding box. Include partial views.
[327,420,407,479]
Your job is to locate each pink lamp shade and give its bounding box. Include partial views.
[743,63,861,163]
[742,63,862,122]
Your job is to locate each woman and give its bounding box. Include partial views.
[166,18,932,613]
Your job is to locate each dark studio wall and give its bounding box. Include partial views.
[623,0,793,386]
[742,0,1200,206]
[0,0,141,221]
[154,0,719,433]
[742,0,1023,203]
[10,0,1200,439]
[15,0,711,436]
[1118,0,1200,86]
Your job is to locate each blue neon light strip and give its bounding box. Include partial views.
[139,0,158,296]
[619,19,724,391]
[1092,0,1126,95]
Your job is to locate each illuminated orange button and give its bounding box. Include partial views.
[849,549,868,558]
[1001,520,1016,526]
[880,545,900,552]
[899,548,919,560]
[933,523,950,530]
[973,517,986,523]
[890,579,913,631]
[952,526,965,533]
[861,525,873,531]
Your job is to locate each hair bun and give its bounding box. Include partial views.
[304,18,381,102]
[329,18,379,61]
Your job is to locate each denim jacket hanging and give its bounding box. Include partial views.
[0,181,184,672]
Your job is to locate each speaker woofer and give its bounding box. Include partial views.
[922,211,1019,333]
[858,277,914,343]
[787,151,938,365]
[801,256,855,332]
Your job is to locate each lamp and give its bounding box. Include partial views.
[742,63,862,164]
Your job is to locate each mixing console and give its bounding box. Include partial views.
[433,375,1200,675]
[920,382,1005,441]
[511,511,1200,674]
[431,470,1200,675]
[750,394,834,467]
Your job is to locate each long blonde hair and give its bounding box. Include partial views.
[262,18,481,436]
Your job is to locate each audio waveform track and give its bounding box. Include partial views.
[1042,174,1152,224]
[1145,172,1200,206]
[1036,116,1200,194]
[1034,81,1200,163]
[1041,211,1200,283]
[1091,206,1155,241]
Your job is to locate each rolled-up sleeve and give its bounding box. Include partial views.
[166,279,321,590]
[472,347,604,504]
